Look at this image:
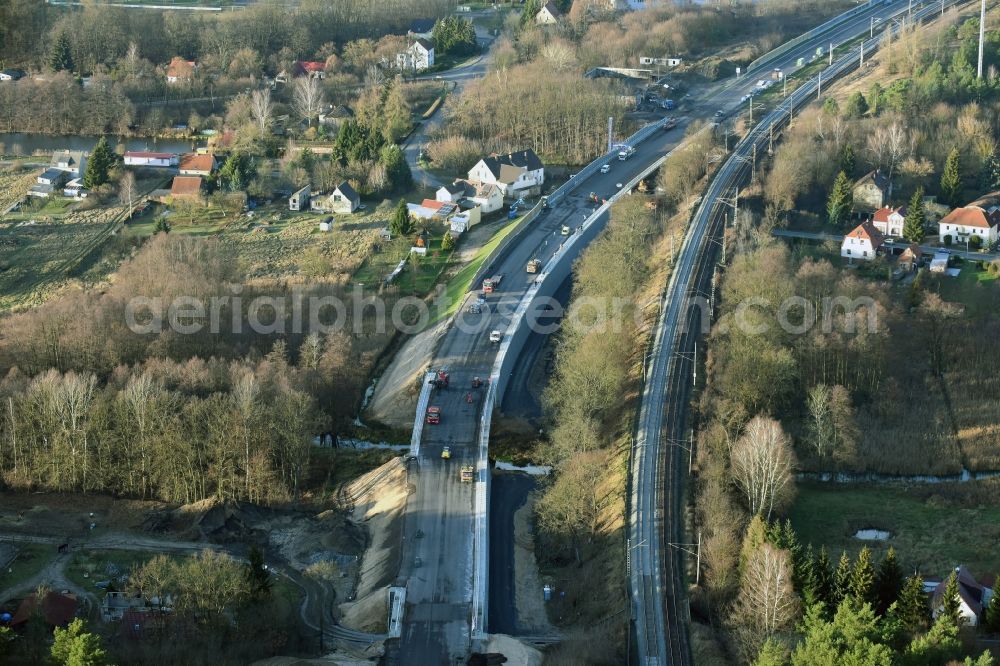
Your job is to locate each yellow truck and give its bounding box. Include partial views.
[526,258,541,273]
[460,466,474,482]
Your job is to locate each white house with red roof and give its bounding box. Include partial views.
[166,57,196,84]
[841,219,884,261]
[295,61,326,79]
[872,205,906,237]
[938,193,1000,247]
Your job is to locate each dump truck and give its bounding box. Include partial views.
[482,275,503,293]
[664,118,678,130]
[460,466,474,482]
[526,258,541,273]
[425,406,441,425]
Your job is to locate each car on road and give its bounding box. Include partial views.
[561,225,570,236]
[714,110,725,119]
[600,164,611,173]
[489,330,502,343]
[467,301,482,314]
[615,183,623,189]
[441,446,451,459]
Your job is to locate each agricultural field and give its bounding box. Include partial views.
[790,481,1000,578]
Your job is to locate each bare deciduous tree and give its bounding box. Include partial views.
[730,415,795,520]
[249,89,273,138]
[119,171,138,218]
[730,542,799,660]
[292,76,326,126]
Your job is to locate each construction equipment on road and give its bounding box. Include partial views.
[425,406,441,425]
[471,376,482,388]
[526,258,541,273]
[482,274,503,293]
[460,466,474,482]
[429,369,450,389]
[465,392,473,404]
[560,225,570,236]
[489,330,502,343]
[441,446,451,459]
[663,118,678,130]
[588,191,599,204]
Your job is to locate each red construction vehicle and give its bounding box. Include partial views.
[482,275,503,294]
[425,406,441,425]
[429,369,450,390]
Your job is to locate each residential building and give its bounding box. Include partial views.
[436,183,468,204]
[51,150,87,178]
[937,193,1000,247]
[178,153,217,176]
[408,199,457,221]
[170,175,204,199]
[11,591,77,628]
[898,244,922,271]
[166,57,196,84]
[408,18,437,40]
[468,149,545,199]
[289,184,311,211]
[841,219,884,261]
[124,151,179,168]
[931,567,994,627]
[853,169,891,212]
[397,39,435,72]
[310,181,359,214]
[319,105,353,128]
[872,205,906,237]
[536,0,562,24]
[0,69,26,82]
[294,61,327,79]
[63,178,87,199]
[37,168,69,187]
[468,181,503,213]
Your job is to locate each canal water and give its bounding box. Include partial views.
[0,133,202,156]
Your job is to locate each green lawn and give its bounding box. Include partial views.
[930,263,1000,318]
[353,228,454,297]
[790,482,1000,578]
[0,544,53,592]
[424,215,523,327]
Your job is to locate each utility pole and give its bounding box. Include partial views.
[783,75,787,96]
[978,0,986,79]
[608,116,614,153]
[829,42,833,66]
[752,143,757,182]
[818,70,822,98]
[861,40,865,67]
[870,15,875,38]
[696,531,702,586]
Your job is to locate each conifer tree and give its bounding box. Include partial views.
[850,546,876,608]
[903,188,926,243]
[897,574,930,635]
[827,171,854,227]
[875,547,903,616]
[941,148,962,208]
[833,551,852,607]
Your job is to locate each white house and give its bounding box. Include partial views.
[467,150,545,199]
[436,182,468,204]
[166,57,196,84]
[872,205,906,237]
[397,39,435,72]
[468,181,504,213]
[63,178,87,199]
[310,181,360,214]
[124,151,179,168]
[931,567,994,627]
[937,194,1000,247]
[841,220,884,261]
[289,184,311,211]
[536,0,562,24]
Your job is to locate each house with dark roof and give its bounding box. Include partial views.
[397,39,435,72]
[937,192,1000,247]
[840,219,884,261]
[467,149,545,199]
[853,169,892,212]
[408,18,437,40]
[310,181,359,214]
[931,567,994,627]
[536,1,562,24]
[51,150,87,177]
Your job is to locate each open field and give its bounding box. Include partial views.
[0,544,52,593]
[790,481,1000,577]
[353,224,454,296]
